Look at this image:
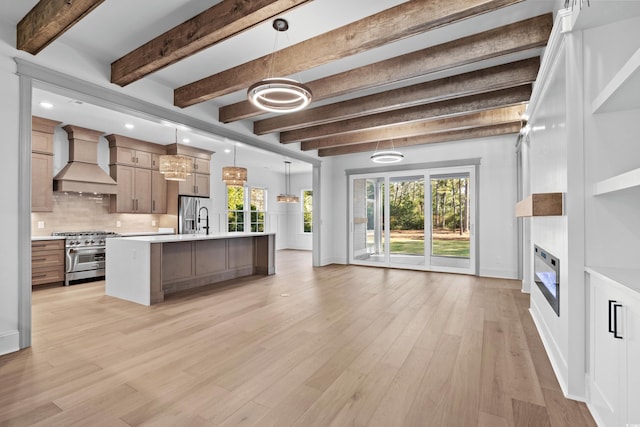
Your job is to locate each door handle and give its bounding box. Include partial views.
[613,303,623,339]
[608,300,616,333]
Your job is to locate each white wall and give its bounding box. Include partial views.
[286,172,313,251]
[0,20,21,355]
[208,156,313,251]
[324,134,520,279]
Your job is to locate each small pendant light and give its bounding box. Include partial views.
[276,161,299,203]
[222,144,247,187]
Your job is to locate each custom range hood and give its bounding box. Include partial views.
[53,125,117,194]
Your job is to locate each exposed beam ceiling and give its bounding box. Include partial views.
[318,122,522,156]
[301,105,525,150]
[219,13,552,123]
[111,0,313,87]
[175,0,525,108]
[281,84,531,143]
[12,0,554,160]
[254,58,540,135]
[17,0,105,55]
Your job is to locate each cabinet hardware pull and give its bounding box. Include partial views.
[152,200,155,211]
[613,303,623,339]
[132,199,135,211]
[608,300,616,333]
[32,258,46,262]
[32,274,47,278]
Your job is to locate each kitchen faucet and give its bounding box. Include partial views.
[197,206,210,235]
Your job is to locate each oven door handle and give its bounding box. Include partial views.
[68,247,106,254]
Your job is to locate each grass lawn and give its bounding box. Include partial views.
[389,238,470,258]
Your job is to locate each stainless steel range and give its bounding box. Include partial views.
[51,231,119,286]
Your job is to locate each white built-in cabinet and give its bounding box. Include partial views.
[587,269,640,427]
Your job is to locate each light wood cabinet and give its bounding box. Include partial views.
[107,134,167,213]
[109,165,152,213]
[193,157,210,174]
[110,146,153,169]
[151,170,167,214]
[587,269,640,427]
[31,152,53,212]
[178,172,210,197]
[31,116,60,212]
[32,239,65,286]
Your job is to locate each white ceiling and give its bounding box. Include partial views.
[1,0,557,172]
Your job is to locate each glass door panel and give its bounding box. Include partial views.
[352,177,385,265]
[389,176,425,266]
[430,172,472,271]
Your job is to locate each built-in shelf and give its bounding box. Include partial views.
[586,266,640,295]
[570,2,640,31]
[515,193,564,217]
[592,48,640,114]
[593,168,640,196]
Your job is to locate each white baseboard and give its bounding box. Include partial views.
[479,268,518,279]
[320,257,346,266]
[0,330,19,356]
[529,301,569,397]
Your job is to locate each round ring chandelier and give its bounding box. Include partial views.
[248,78,312,113]
[247,18,312,114]
[370,150,405,164]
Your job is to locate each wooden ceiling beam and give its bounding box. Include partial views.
[175,0,525,108]
[281,84,531,143]
[301,105,525,150]
[111,0,312,87]
[17,0,105,55]
[254,58,539,135]
[317,122,522,156]
[219,13,551,123]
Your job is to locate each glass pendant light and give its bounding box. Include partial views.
[276,161,299,203]
[159,129,193,181]
[222,144,247,186]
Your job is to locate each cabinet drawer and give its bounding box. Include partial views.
[32,266,64,286]
[32,240,64,252]
[32,250,65,269]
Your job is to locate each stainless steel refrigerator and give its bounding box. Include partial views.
[178,196,205,234]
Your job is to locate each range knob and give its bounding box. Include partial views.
[84,240,90,245]
[98,239,105,245]
[69,241,75,246]
[90,240,95,244]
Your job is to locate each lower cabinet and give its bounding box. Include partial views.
[32,239,65,286]
[588,269,640,427]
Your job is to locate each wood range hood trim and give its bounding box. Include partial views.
[53,124,118,195]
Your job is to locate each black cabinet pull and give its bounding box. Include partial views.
[613,303,623,339]
[608,300,616,333]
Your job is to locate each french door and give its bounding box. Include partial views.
[349,166,476,274]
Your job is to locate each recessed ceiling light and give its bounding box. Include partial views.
[224,148,231,154]
[125,123,134,129]
[39,101,53,109]
[182,138,190,143]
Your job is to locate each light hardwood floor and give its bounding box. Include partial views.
[1,250,595,426]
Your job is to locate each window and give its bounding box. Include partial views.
[302,189,312,233]
[250,187,266,232]
[227,186,267,232]
[227,186,244,232]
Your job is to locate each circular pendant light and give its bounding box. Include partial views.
[247,19,312,114]
[370,150,405,164]
[248,78,312,113]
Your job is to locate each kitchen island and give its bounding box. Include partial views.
[105,233,275,305]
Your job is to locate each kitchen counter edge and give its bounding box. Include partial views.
[114,232,275,243]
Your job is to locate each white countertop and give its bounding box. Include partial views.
[117,232,275,243]
[32,236,66,241]
[117,231,175,237]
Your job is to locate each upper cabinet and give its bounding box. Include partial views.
[164,143,213,198]
[106,134,167,213]
[31,116,61,212]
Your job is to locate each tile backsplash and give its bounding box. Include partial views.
[31,192,170,236]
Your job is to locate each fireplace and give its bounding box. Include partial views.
[534,245,560,316]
